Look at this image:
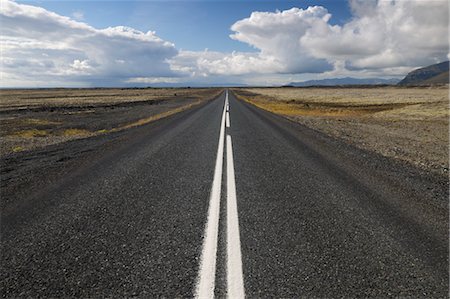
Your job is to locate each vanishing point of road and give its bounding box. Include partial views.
[1,90,448,297]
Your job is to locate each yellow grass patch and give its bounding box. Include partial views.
[62,129,91,136]
[234,87,449,121]
[12,129,48,137]
[22,118,60,125]
[241,87,448,105]
[110,100,203,132]
[241,97,402,117]
[12,146,24,152]
[96,129,109,134]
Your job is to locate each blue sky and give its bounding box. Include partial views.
[3,0,449,87]
[19,0,353,52]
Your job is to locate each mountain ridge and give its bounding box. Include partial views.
[287,77,399,87]
[398,61,449,86]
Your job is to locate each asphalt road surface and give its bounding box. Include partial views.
[1,90,448,298]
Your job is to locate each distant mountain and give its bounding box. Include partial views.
[123,82,248,88]
[147,83,248,88]
[398,61,449,86]
[288,77,400,87]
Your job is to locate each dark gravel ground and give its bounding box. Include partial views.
[1,96,193,133]
[0,89,221,156]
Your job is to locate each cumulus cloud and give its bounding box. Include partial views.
[1,0,449,87]
[229,6,333,74]
[125,77,181,84]
[171,7,334,76]
[0,0,178,87]
[301,0,449,71]
[173,0,448,79]
[169,49,287,76]
[71,10,84,21]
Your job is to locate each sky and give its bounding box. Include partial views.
[1,0,449,87]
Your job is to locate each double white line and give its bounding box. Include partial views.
[195,91,245,298]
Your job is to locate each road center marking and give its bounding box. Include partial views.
[195,92,227,299]
[196,90,244,298]
[226,134,245,298]
[225,91,230,127]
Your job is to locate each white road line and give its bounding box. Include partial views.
[226,135,245,298]
[195,95,227,299]
[226,90,230,127]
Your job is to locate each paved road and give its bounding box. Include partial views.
[1,90,448,297]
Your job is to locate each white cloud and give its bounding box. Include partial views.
[70,59,93,72]
[170,7,334,77]
[169,50,286,76]
[125,77,181,84]
[71,10,84,21]
[229,6,333,74]
[173,1,448,80]
[1,0,448,87]
[301,0,449,71]
[0,0,178,87]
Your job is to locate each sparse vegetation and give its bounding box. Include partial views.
[12,129,49,138]
[22,118,61,125]
[61,129,92,137]
[11,146,24,152]
[233,87,449,175]
[0,88,222,155]
[0,88,218,110]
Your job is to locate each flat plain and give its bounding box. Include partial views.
[233,86,449,176]
[0,88,221,156]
